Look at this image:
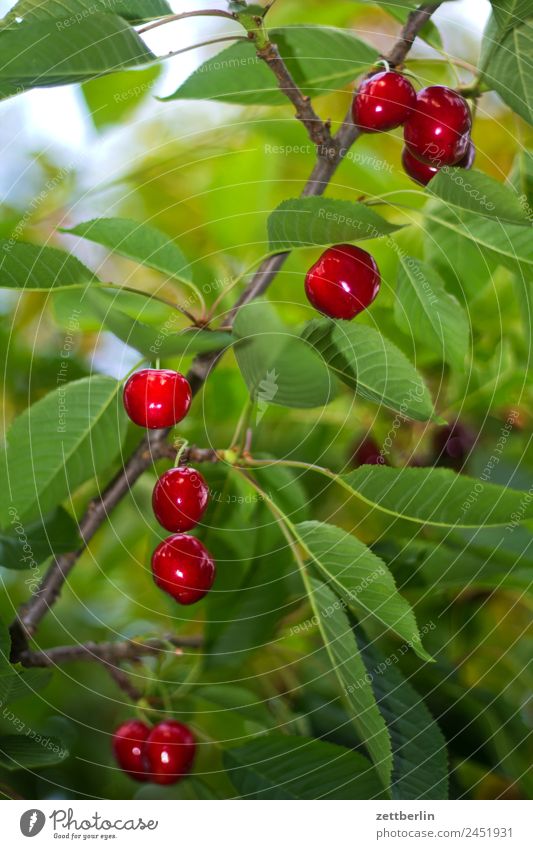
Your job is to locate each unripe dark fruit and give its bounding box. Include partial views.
[352,436,387,467]
[432,420,476,471]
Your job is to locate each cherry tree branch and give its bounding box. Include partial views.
[9,1,440,662]
[253,40,337,152]
[19,635,203,668]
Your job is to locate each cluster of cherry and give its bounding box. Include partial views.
[113,719,196,785]
[123,368,215,606]
[112,368,217,784]
[301,74,474,323]
[110,74,476,785]
[353,71,474,184]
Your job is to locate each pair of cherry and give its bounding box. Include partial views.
[353,71,474,185]
[113,719,195,785]
[123,369,216,605]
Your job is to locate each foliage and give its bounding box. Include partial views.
[0,0,531,802]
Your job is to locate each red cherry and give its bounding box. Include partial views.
[153,466,209,533]
[456,139,475,169]
[112,720,150,782]
[304,244,380,320]
[145,721,196,785]
[352,436,387,466]
[403,86,471,165]
[353,71,416,132]
[151,534,216,605]
[123,369,191,429]
[402,147,440,186]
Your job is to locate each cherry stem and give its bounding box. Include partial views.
[137,9,238,36]
[374,58,391,73]
[174,439,190,467]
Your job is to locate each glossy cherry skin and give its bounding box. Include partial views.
[353,71,417,132]
[113,720,150,782]
[123,369,191,429]
[403,86,471,166]
[151,534,216,605]
[402,146,440,186]
[304,244,380,320]
[352,436,388,467]
[145,721,196,785]
[456,139,475,169]
[153,466,209,533]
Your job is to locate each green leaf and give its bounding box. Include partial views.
[268,197,400,251]
[489,0,533,34]
[0,734,68,770]
[295,521,431,662]
[0,14,155,100]
[163,26,377,105]
[378,2,442,49]
[233,300,337,409]
[424,204,533,266]
[481,18,533,125]
[303,319,436,422]
[304,577,392,786]
[404,535,533,594]
[0,668,52,705]
[356,632,449,799]
[0,507,79,570]
[423,208,498,301]
[0,241,98,291]
[206,550,291,667]
[427,168,530,224]
[61,217,193,284]
[191,685,276,730]
[1,0,171,26]
[338,466,533,528]
[224,734,386,799]
[135,778,219,799]
[81,65,162,131]
[86,291,232,358]
[0,376,128,526]
[395,256,469,370]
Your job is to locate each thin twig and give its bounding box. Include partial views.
[254,40,337,154]
[162,35,249,63]
[19,635,203,668]
[105,665,143,702]
[9,2,442,663]
[138,9,236,35]
[384,2,442,68]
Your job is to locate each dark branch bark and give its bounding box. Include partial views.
[254,41,337,154]
[384,3,442,68]
[19,635,203,668]
[9,2,441,662]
